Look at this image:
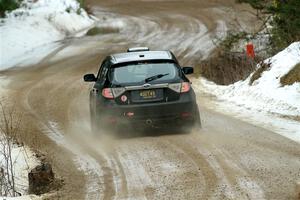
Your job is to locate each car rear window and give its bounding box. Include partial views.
[110,62,179,84]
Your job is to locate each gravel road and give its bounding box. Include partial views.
[1,0,300,199]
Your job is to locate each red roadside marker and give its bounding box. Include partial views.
[246,43,255,58]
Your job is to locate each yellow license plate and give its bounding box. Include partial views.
[140,90,156,99]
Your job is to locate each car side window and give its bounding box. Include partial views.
[97,59,110,82]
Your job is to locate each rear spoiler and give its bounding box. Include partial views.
[127,47,150,52]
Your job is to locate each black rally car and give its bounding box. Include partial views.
[84,47,201,131]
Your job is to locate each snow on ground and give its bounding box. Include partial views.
[195,42,300,143]
[0,0,96,70]
[0,76,10,95]
[0,136,40,198]
[0,195,40,200]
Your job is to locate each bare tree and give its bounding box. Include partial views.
[0,102,23,197]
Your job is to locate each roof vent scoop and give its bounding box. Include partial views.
[127,47,150,52]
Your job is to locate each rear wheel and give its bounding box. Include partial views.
[194,108,202,129]
[90,106,102,135]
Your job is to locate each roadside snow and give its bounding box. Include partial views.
[0,76,10,96]
[0,0,96,70]
[0,196,39,200]
[196,42,300,143]
[0,136,39,198]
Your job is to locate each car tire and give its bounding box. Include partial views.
[90,107,101,134]
[194,108,202,129]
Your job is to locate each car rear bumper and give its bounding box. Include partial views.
[96,94,198,128]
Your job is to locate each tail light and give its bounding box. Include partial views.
[181,82,191,93]
[102,87,126,99]
[169,82,191,93]
[126,112,135,117]
[102,88,114,99]
[181,112,192,118]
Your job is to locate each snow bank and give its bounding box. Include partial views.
[0,136,39,197]
[0,0,96,70]
[196,42,300,142]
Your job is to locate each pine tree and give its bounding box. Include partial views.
[236,0,300,52]
[0,0,20,18]
[269,0,300,51]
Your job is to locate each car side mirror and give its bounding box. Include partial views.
[83,74,96,82]
[182,67,194,75]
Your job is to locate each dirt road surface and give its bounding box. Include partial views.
[1,0,300,199]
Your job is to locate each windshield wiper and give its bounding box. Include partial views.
[145,73,169,83]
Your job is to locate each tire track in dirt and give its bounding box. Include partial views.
[166,135,219,199]
[167,133,266,200]
[3,61,116,199]
[20,75,108,199]
[112,137,208,199]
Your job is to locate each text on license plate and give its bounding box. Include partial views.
[140,90,156,99]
